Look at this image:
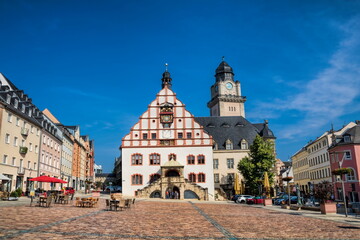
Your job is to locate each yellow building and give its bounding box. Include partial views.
[291,147,310,193]
[0,73,42,193]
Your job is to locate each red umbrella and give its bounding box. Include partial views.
[29,175,67,183]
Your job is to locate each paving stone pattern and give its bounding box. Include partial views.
[0,199,359,239]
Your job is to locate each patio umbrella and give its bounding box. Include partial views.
[263,172,270,198]
[29,175,67,183]
[234,174,241,195]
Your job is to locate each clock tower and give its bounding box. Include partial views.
[207,60,246,117]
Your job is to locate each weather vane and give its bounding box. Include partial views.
[222,56,225,61]
[165,63,168,71]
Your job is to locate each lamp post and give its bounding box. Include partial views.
[330,151,349,218]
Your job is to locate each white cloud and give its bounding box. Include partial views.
[249,16,360,139]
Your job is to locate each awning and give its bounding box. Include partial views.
[0,173,10,181]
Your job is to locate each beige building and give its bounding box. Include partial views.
[195,61,276,199]
[291,122,356,192]
[0,73,42,193]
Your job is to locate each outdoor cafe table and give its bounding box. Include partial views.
[38,196,49,207]
[55,194,65,203]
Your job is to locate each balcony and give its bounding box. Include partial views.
[19,146,28,154]
[21,127,29,136]
[17,167,25,175]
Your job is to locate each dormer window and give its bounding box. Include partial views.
[240,139,248,150]
[344,135,351,142]
[225,139,233,150]
[6,94,11,104]
[221,123,230,128]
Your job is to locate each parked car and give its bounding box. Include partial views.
[64,187,75,195]
[246,196,264,204]
[231,194,241,202]
[236,195,254,204]
[272,194,289,204]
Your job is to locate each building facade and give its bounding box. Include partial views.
[0,74,42,192]
[121,70,214,200]
[329,121,360,203]
[195,61,276,199]
[37,111,62,190]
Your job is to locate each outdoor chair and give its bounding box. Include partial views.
[62,195,70,204]
[45,196,52,208]
[124,199,131,209]
[91,198,99,207]
[117,199,126,211]
[75,197,82,207]
[105,199,111,211]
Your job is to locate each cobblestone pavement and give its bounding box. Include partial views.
[0,198,360,240]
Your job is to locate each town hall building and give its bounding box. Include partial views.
[120,60,276,200]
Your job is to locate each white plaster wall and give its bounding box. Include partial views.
[122,146,214,199]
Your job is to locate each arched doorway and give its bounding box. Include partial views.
[173,186,180,199]
[165,186,180,199]
[184,190,199,199]
[150,190,161,198]
[165,170,180,177]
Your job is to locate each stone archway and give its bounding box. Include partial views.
[150,190,162,198]
[184,190,200,199]
[173,186,180,199]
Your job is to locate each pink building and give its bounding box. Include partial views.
[329,121,360,203]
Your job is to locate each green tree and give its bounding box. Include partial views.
[237,135,275,194]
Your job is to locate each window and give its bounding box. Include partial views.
[7,113,12,122]
[37,129,40,136]
[178,132,183,139]
[43,136,46,144]
[213,159,219,169]
[131,154,143,165]
[241,140,248,150]
[5,134,10,144]
[149,173,161,183]
[27,161,30,169]
[149,153,160,165]
[34,162,36,170]
[169,154,176,161]
[186,132,192,139]
[345,151,351,160]
[187,155,195,165]
[214,174,219,183]
[21,140,25,147]
[197,155,205,164]
[16,118,20,126]
[227,158,234,169]
[143,133,148,139]
[225,139,233,150]
[346,169,356,181]
[151,133,156,139]
[12,157,16,165]
[35,145,38,153]
[344,135,351,142]
[131,174,143,185]
[3,155,8,164]
[31,126,34,133]
[29,143,33,152]
[188,173,196,182]
[198,173,206,183]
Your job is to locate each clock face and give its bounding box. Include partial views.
[226,82,233,90]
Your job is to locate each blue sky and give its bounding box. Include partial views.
[1,1,360,172]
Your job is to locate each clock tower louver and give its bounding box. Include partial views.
[207,61,246,117]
